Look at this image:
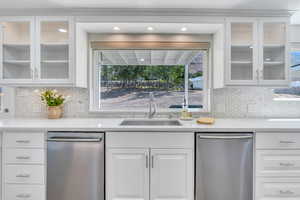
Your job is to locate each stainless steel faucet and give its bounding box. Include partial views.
[148,92,157,119]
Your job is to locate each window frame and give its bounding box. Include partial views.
[273,43,300,101]
[89,47,211,113]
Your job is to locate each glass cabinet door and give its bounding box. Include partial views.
[39,19,70,80]
[261,22,287,82]
[229,22,256,83]
[0,21,33,80]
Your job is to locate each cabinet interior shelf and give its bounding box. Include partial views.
[3,60,30,64]
[231,44,253,48]
[41,43,69,46]
[264,61,285,65]
[3,43,30,47]
[231,61,253,64]
[264,44,285,48]
[41,60,69,63]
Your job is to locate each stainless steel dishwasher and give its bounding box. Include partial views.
[47,132,105,200]
[196,133,253,200]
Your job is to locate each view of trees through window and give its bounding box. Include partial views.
[274,50,300,99]
[98,50,204,110]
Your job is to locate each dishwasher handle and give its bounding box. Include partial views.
[198,134,253,139]
[47,137,102,142]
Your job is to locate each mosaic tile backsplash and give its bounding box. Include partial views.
[14,87,300,118]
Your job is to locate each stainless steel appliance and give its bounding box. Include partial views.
[196,133,253,200]
[47,132,105,200]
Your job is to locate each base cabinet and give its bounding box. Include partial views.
[106,132,194,200]
[107,148,193,200]
[150,149,193,200]
[107,148,150,200]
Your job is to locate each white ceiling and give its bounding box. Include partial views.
[0,0,300,10]
[100,50,202,66]
[80,23,222,34]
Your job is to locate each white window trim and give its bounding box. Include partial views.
[272,43,300,101]
[89,49,211,113]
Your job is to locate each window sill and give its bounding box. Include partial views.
[273,97,300,101]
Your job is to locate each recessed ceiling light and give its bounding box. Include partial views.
[181,27,187,32]
[58,28,67,33]
[113,26,120,31]
[147,27,154,31]
[140,58,145,62]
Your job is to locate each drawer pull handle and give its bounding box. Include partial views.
[280,140,296,144]
[16,174,30,178]
[16,140,30,144]
[16,156,30,160]
[280,190,294,195]
[16,193,31,198]
[279,162,295,167]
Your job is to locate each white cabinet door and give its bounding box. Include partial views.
[259,19,289,86]
[106,148,150,200]
[226,18,258,85]
[150,149,193,200]
[0,17,35,83]
[36,16,74,85]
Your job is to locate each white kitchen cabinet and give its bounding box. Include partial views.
[0,17,35,83]
[106,132,194,200]
[256,178,300,199]
[36,16,74,84]
[150,149,193,200]
[2,131,46,200]
[0,16,74,86]
[106,148,150,200]
[226,17,289,86]
[256,132,300,200]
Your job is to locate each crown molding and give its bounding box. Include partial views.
[0,8,295,17]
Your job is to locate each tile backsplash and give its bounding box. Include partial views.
[14,87,300,118]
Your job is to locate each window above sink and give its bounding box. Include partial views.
[89,39,210,113]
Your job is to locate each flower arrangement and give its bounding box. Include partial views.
[40,89,66,107]
[35,89,70,119]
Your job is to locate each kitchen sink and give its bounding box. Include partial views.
[120,119,182,126]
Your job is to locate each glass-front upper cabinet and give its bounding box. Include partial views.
[227,20,258,85]
[260,20,288,84]
[36,17,73,82]
[0,18,34,80]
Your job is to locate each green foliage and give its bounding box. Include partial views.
[101,65,185,87]
[40,90,65,107]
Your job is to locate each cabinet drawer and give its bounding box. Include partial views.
[3,132,45,148]
[106,132,194,148]
[256,178,300,199]
[4,149,45,164]
[4,184,45,200]
[257,150,300,177]
[4,165,45,184]
[256,133,300,149]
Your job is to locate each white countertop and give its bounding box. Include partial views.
[0,118,300,132]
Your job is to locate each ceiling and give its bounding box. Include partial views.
[99,50,202,66]
[0,0,300,10]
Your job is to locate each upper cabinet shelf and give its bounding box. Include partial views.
[226,17,289,86]
[0,16,74,85]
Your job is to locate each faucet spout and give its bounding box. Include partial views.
[148,92,157,119]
